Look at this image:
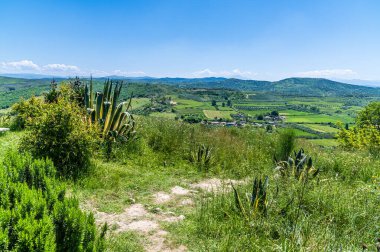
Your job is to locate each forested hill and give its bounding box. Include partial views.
[130,77,380,97]
[0,76,380,109]
[271,78,380,97]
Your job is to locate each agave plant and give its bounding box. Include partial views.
[275,148,319,181]
[190,144,212,171]
[232,176,269,220]
[84,78,135,143]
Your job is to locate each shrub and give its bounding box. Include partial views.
[275,129,296,161]
[68,76,86,106]
[44,79,60,103]
[0,151,106,251]
[19,98,98,179]
[355,101,380,130]
[270,110,279,117]
[11,96,45,130]
[338,102,380,154]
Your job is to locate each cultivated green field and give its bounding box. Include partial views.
[304,124,339,133]
[149,112,177,119]
[203,109,233,119]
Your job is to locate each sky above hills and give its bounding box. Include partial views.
[1,0,380,81]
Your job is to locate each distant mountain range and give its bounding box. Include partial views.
[3,73,380,86]
[112,77,380,97]
[1,74,380,97]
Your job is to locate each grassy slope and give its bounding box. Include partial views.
[1,119,379,251]
[1,77,379,250]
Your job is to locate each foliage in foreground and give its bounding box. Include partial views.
[0,151,106,251]
[19,98,97,178]
[84,79,136,159]
[338,101,380,154]
[128,117,276,176]
[232,176,269,219]
[11,96,45,130]
[173,149,379,251]
[275,148,319,181]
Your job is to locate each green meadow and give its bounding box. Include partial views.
[0,77,379,251]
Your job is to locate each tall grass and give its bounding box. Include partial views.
[276,129,296,161]
[172,158,379,251]
[113,117,277,178]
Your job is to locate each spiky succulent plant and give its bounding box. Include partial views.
[275,148,319,181]
[84,78,135,142]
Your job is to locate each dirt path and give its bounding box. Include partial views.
[86,178,242,252]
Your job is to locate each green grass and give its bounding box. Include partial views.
[105,232,144,252]
[75,157,201,213]
[130,97,150,109]
[303,124,339,133]
[149,112,177,119]
[1,82,379,251]
[307,138,339,147]
[289,128,318,138]
[1,118,379,251]
[203,110,232,119]
[168,147,380,251]
[285,114,353,123]
[280,110,311,116]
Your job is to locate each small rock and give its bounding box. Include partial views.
[125,204,147,218]
[180,198,194,206]
[153,192,171,204]
[125,220,159,233]
[171,186,190,196]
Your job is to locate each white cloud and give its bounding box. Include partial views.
[0,60,40,72]
[42,63,80,72]
[0,59,82,75]
[192,68,257,79]
[111,69,146,77]
[295,69,358,79]
[0,59,146,77]
[192,68,217,76]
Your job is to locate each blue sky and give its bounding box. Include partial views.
[1,0,380,80]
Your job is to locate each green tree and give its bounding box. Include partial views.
[338,102,380,153]
[356,101,380,130]
[271,111,279,117]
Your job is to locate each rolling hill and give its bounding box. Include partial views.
[0,76,380,109]
[125,77,380,97]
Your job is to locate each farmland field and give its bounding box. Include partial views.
[303,124,339,133]
[130,97,150,109]
[203,109,233,119]
[285,114,354,123]
[149,112,177,119]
